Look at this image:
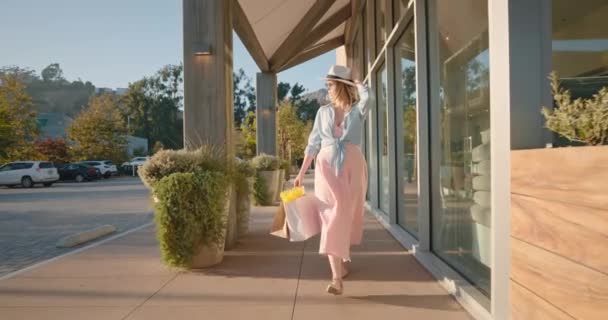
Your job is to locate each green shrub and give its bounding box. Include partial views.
[541,72,608,146]
[253,171,270,205]
[154,170,229,268]
[235,158,255,178]
[139,145,232,189]
[251,153,280,171]
[234,159,255,231]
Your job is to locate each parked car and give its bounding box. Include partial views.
[101,160,119,176]
[77,160,118,179]
[0,161,59,188]
[121,156,150,174]
[58,164,101,182]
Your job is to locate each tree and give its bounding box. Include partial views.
[295,98,320,122]
[67,93,128,163]
[402,66,416,108]
[0,74,39,162]
[238,111,257,159]
[277,82,291,102]
[146,64,184,149]
[233,68,256,126]
[289,83,305,103]
[1,63,96,117]
[0,66,38,84]
[122,64,184,151]
[41,63,65,82]
[277,101,308,164]
[35,138,71,165]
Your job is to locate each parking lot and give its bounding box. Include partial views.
[0,177,153,277]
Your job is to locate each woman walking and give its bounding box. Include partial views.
[294,65,372,295]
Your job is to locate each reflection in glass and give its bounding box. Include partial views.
[352,29,362,81]
[375,0,386,55]
[395,23,418,235]
[429,0,491,296]
[393,0,409,25]
[377,63,389,213]
[362,5,369,76]
[551,0,608,145]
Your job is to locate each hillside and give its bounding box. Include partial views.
[301,88,329,105]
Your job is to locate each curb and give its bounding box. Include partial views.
[0,222,154,282]
[56,225,117,248]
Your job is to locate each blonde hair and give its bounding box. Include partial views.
[328,80,359,111]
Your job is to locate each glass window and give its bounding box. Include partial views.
[395,22,418,235]
[376,63,389,213]
[428,0,491,296]
[375,0,387,55]
[393,0,409,25]
[352,30,362,81]
[364,118,371,201]
[39,162,53,169]
[15,163,34,169]
[551,1,608,144]
[362,5,369,76]
[0,164,12,172]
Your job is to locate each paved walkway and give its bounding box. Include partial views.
[0,176,472,320]
[0,177,153,277]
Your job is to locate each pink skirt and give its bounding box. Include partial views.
[314,143,368,261]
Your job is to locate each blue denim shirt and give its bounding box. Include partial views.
[304,84,373,175]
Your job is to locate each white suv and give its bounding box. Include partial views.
[78,160,118,179]
[121,157,150,175]
[0,161,60,188]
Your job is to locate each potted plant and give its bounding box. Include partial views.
[509,73,608,316]
[251,153,281,206]
[234,158,255,236]
[541,72,608,147]
[139,147,234,268]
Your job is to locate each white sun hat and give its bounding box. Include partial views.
[324,65,356,87]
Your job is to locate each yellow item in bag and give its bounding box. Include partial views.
[280,186,305,203]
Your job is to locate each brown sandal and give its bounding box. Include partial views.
[326,279,343,295]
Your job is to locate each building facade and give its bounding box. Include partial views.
[183,1,607,318]
[342,0,607,319]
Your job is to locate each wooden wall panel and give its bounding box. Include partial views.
[511,147,608,209]
[512,238,608,320]
[511,281,574,320]
[512,194,608,273]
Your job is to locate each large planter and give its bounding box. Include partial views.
[237,177,254,236]
[510,146,608,319]
[224,185,239,251]
[191,185,232,268]
[258,169,281,205]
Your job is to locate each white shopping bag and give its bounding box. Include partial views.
[283,193,321,242]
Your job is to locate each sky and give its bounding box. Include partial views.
[0,0,336,93]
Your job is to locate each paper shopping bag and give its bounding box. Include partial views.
[284,193,321,242]
[269,202,289,238]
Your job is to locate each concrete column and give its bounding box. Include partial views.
[256,72,277,155]
[183,0,234,153]
[336,45,348,65]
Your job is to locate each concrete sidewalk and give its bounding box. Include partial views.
[0,179,472,320]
